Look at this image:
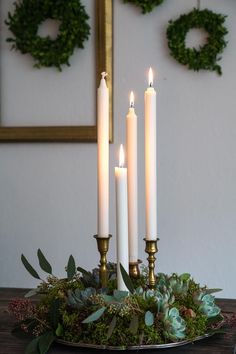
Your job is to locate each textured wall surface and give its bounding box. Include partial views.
[0,0,235,298]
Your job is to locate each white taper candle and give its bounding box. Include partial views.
[97,72,109,237]
[126,91,138,262]
[115,145,129,290]
[145,68,157,240]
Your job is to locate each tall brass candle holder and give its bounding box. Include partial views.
[144,238,159,289]
[129,259,142,279]
[94,234,112,288]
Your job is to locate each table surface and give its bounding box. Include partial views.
[0,288,236,354]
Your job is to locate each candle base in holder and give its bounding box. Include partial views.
[129,259,142,279]
[94,234,112,288]
[144,238,159,289]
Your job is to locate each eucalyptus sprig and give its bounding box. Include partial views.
[166,8,228,75]
[5,0,90,71]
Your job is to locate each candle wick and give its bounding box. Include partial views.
[101,72,108,80]
[149,82,153,88]
[130,102,134,108]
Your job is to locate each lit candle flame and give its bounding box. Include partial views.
[130,91,134,108]
[119,144,125,168]
[148,67,153,87]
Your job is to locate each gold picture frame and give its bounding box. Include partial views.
[0,0,113,142]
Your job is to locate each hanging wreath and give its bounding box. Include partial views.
[166,8,228,75]
[5,0,91,71]
[123,0,165,14]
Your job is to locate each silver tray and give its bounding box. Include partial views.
[56,332,214,350]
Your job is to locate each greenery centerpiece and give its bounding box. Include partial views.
[8,249,225,353]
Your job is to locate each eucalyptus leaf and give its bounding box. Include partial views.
[107,316,117,339]
[37,249,52,275]
[24,288,38,298]
[82,306,106,324]
[204,288,222,295]
[120,263,134,294]
[145,311,154,326]
[21,254,40,280]
[77,266,91,277]
[67,255,76,280]
[25,337,40,354]
[102,294,114,303]
[113,289,129,301]
[49,298,62,329]
[38,331,55,354]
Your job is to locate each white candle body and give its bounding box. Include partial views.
[115,167,129,291]
[126,107,138,262]
[145,87,157,240]
[97,76,109,237]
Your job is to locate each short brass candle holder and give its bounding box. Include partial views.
[129,259,142,279]
[94,234,112,288]
[144,238,159,289]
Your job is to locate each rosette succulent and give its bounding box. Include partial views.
[67,287,96,309]
[156,273,190,295]
[163,307,186,340]
[198,293,221,318]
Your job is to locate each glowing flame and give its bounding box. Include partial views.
[149,67,153,87]
[119,144,125,168]
[130,91,134,108]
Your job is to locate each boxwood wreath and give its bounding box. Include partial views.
[5,0,90,71]
[123,0,165,14]
[8,249,230,353]
[166,8,228,75]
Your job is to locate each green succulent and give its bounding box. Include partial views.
[163,307,186,340]
[67,287,96,309]
[198,294,221,318]
[78,263,117,289]
[156,273,190,296]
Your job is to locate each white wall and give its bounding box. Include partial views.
[0,0,235,298]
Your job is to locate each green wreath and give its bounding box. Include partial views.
[123,0,165,14]
[166,8,228,75]
[5,0,90,71]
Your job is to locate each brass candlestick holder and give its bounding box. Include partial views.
[129,259,142,279]
[144,238,159,289]
[94,234,112,288]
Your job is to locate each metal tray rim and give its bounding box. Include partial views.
[56,332,214,350]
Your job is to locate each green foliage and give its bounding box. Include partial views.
[185,315,208,339]
[82,307,106,324]
[67,255,76,280]
[25,337,40,354]
[120,263,135,293]
[25,332,54,354]
[123,0,165,14]
[21,254,41,280]
[5,0,90,71]
[38,332,55,354]
[14,252,225,351]
[166,8,228,75]
[37,249,52,275]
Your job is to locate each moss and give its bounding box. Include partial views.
[185,315,208,339]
